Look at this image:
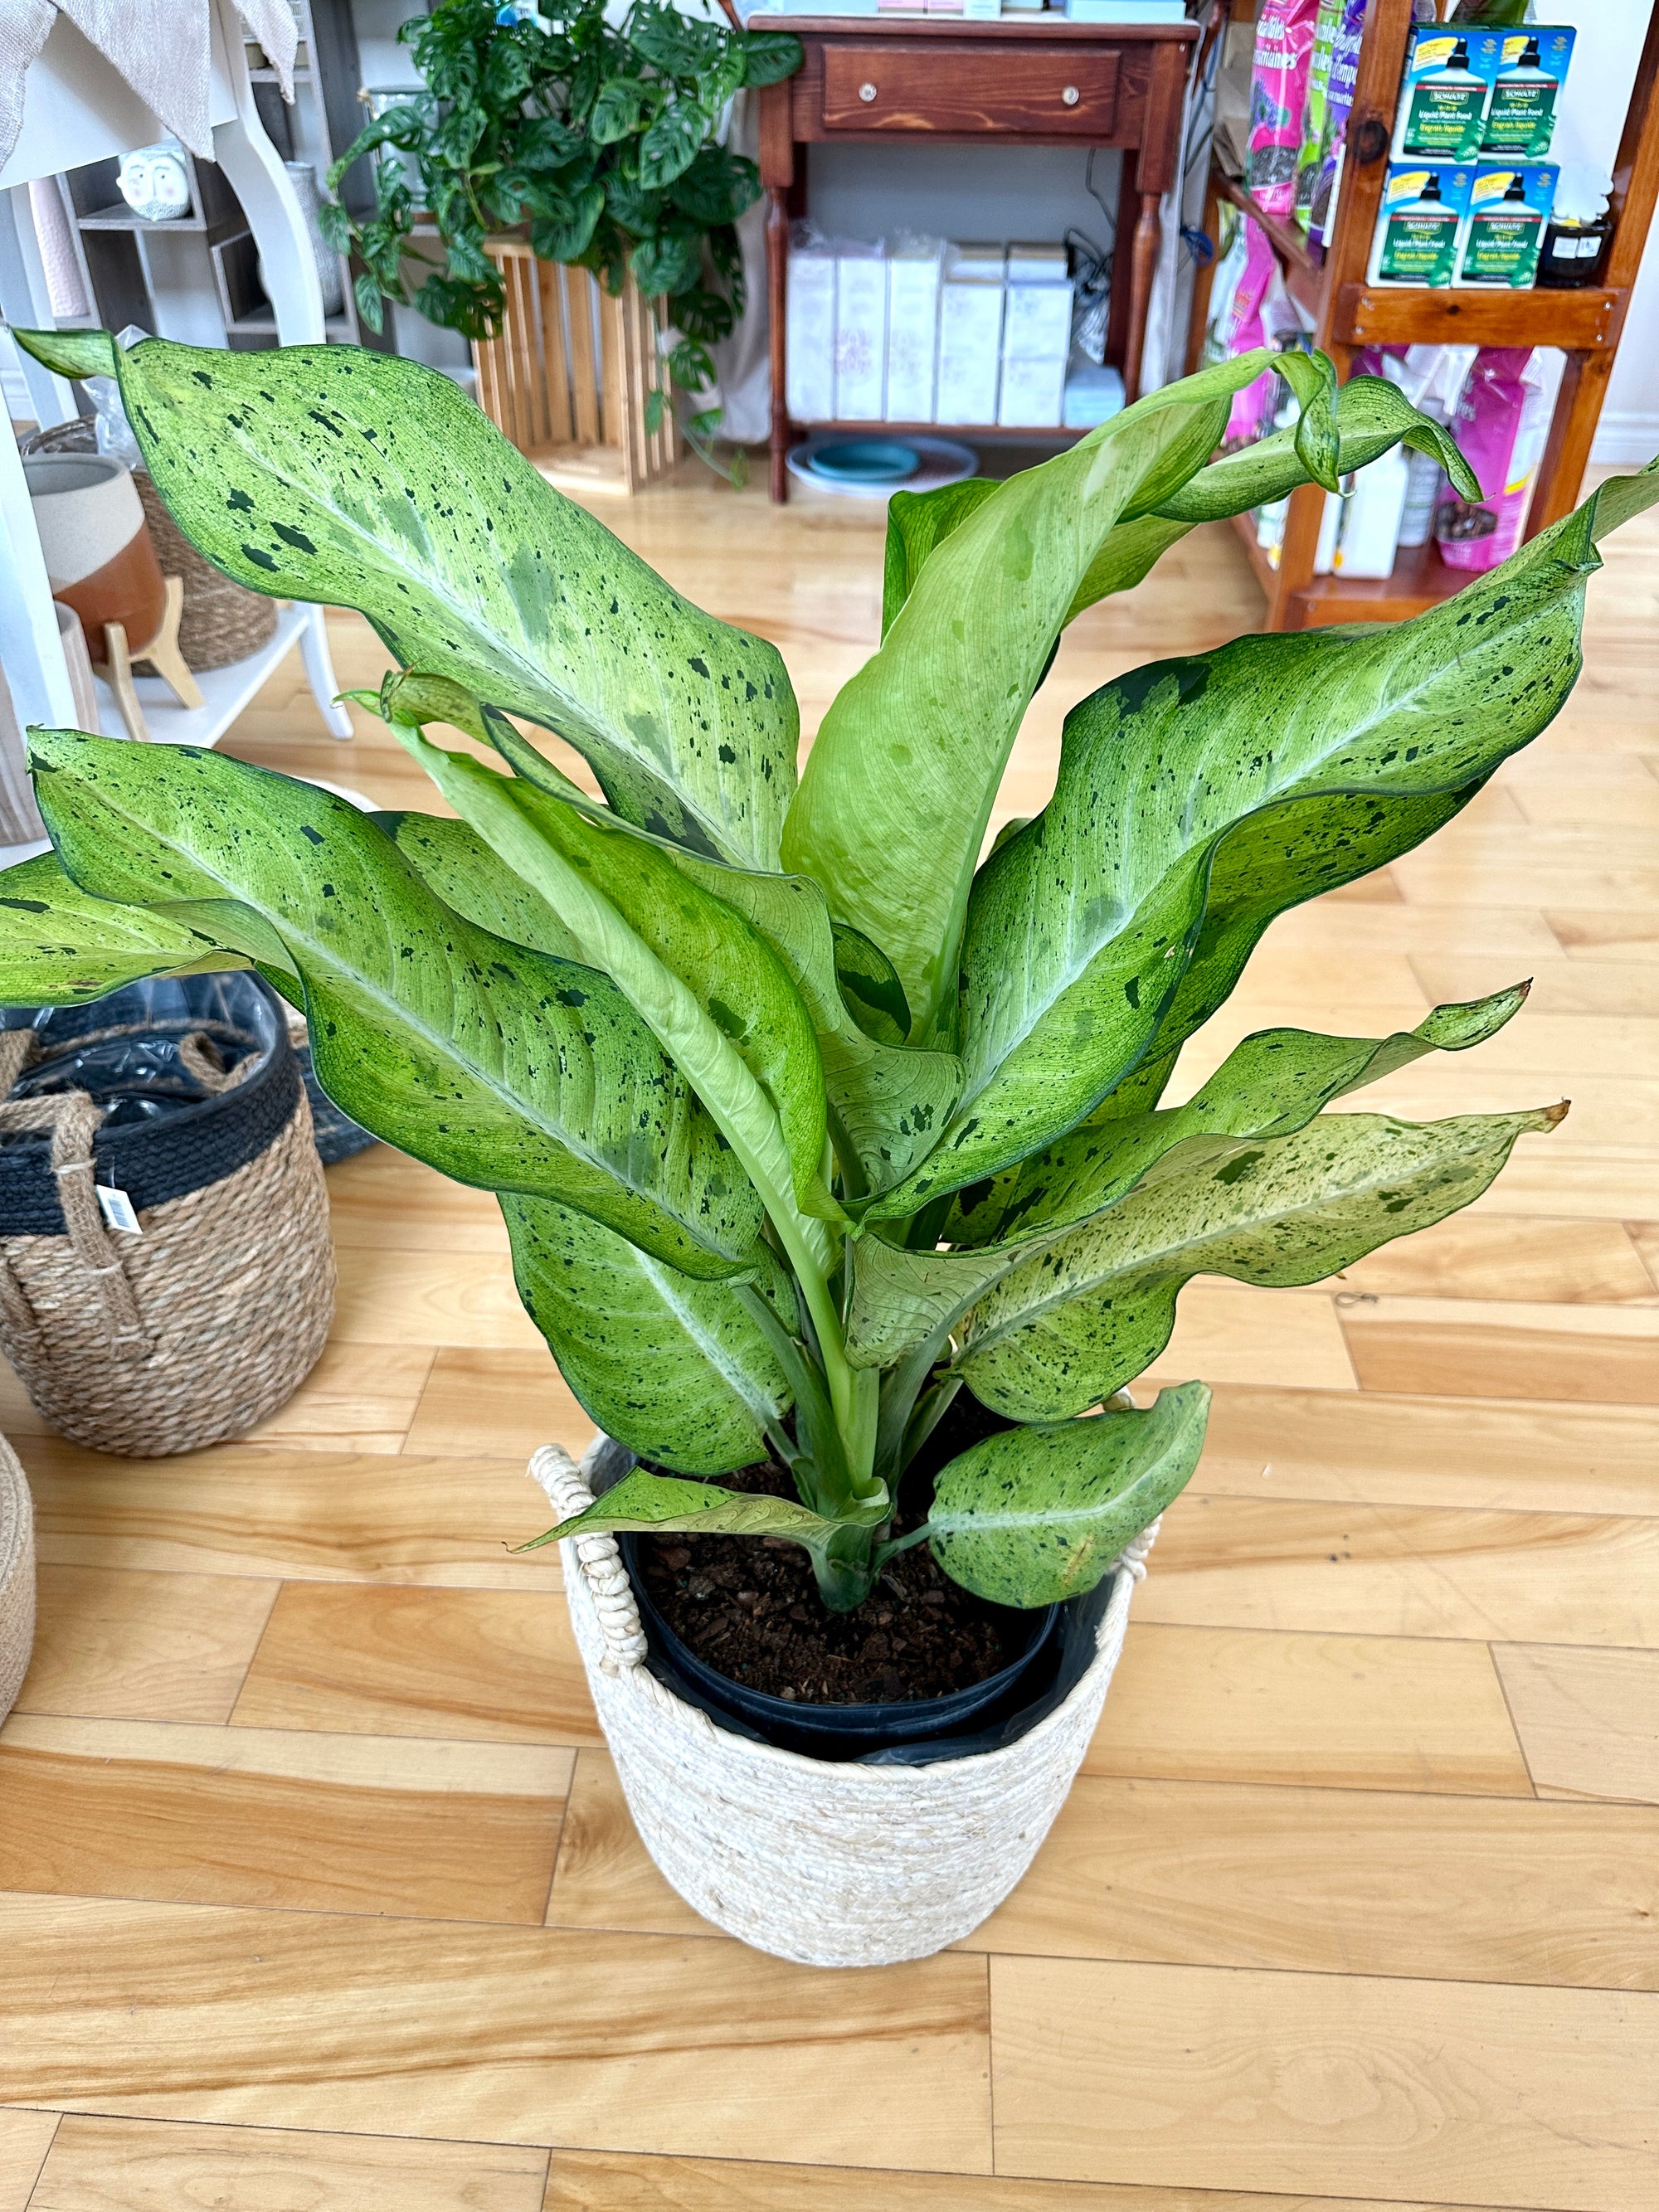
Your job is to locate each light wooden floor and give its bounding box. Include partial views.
[2,465,1657,2212]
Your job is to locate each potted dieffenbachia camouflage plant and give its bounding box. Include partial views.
[6,323,1648,1963]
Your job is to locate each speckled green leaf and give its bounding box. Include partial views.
[527,1466,878,1553]
[382,711,829,1215]
[830,922,911,1046]
[389,673,961,1198]
[956,1106,1564,1420]
[28,728,762,1276]
[880,376,1478,639]
[782,347,1341,1043]
[374,812,582,960]
[16,331,795,868]
[640,858,961,1197]
[10,327,116,381]
[868,478,1638,1216]
[946,985,1529,1247]
[383,720,834,1278]
[501,1193,793,1475]
[927,1383,1210,1607]
[0,850,252,1002]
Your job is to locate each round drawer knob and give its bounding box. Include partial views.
[859,80,878,103]
[1062,85,1081,106]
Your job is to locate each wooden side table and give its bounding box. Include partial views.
[738,14,1197,499]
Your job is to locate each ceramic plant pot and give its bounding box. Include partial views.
[286,163,346,318]
[535,1436,1156,1968]
[25,455,167,658]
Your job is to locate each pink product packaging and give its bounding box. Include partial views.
[1248,0,1320,216]
[1308,0,1368,250]
[1436,348,1547,572]
[1223,219,1284,445]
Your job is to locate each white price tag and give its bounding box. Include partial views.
[95,1184,142,1235]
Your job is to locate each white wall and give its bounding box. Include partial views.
[805,142,1123,260]
[1528,0,1657,463]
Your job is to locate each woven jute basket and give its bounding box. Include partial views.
[0,980,335,1458]
[0,1433,32,1722]
[21,418,278,669]
[535,1436,1155,1968]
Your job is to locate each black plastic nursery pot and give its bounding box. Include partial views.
[620,1533,1061,1758]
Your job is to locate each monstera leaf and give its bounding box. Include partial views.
[924,1382,1210,1606]
[12,328,795,868]
[24,730,763,1275]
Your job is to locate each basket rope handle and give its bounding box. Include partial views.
[0,1030,149,1351]
[530,1441,649,1676]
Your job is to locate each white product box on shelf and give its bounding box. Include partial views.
[886,238,943,422]
[936,244,1005,425]
[1002,280,1074,361]
[1334,446,1411,579]
[1063,362,1125,427]
[1063,0,1187,19]
[1006,241,1069,282]
[834,246,888,421]
[786,247,836,421]
[1000,247,1073,430]
[739,0,876,16]
[998,353,1068,428]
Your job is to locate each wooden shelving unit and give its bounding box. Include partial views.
[1190,0,1659,631]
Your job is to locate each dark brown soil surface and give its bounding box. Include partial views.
[636,1392,1024,1706]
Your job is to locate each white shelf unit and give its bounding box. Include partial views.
[90,601,351,747]
[0,0,353,767]
[236,0,361,348]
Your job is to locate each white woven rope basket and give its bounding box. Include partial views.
[0,1432,34,1723]
[535,1437,1156,1968]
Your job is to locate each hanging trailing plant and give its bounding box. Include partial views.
[319,0,801,455]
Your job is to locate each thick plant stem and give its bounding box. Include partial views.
[778,1228,876,1503]
[811,1521,878,1612]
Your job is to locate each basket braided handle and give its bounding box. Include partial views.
[529,1441,648,1677]
[0,1033,148,1351]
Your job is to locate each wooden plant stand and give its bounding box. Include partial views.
[471,244,684,495]
[1188,0,1659,630]
[95,576,204,743]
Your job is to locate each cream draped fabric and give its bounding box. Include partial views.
[0,0,297,173]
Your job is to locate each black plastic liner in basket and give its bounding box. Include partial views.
[0,975,301,1229]
[586,1436,1119,1768]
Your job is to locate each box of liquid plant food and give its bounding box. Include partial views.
[1457,163,1559,287]
[1370,162,1475,287]
[1482,27,1575,160]
[1393,26,1504,162]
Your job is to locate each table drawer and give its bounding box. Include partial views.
[820,44,1120,136]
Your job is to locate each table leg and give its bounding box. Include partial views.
[767,185,791,504]
[1122,190,1161,406]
